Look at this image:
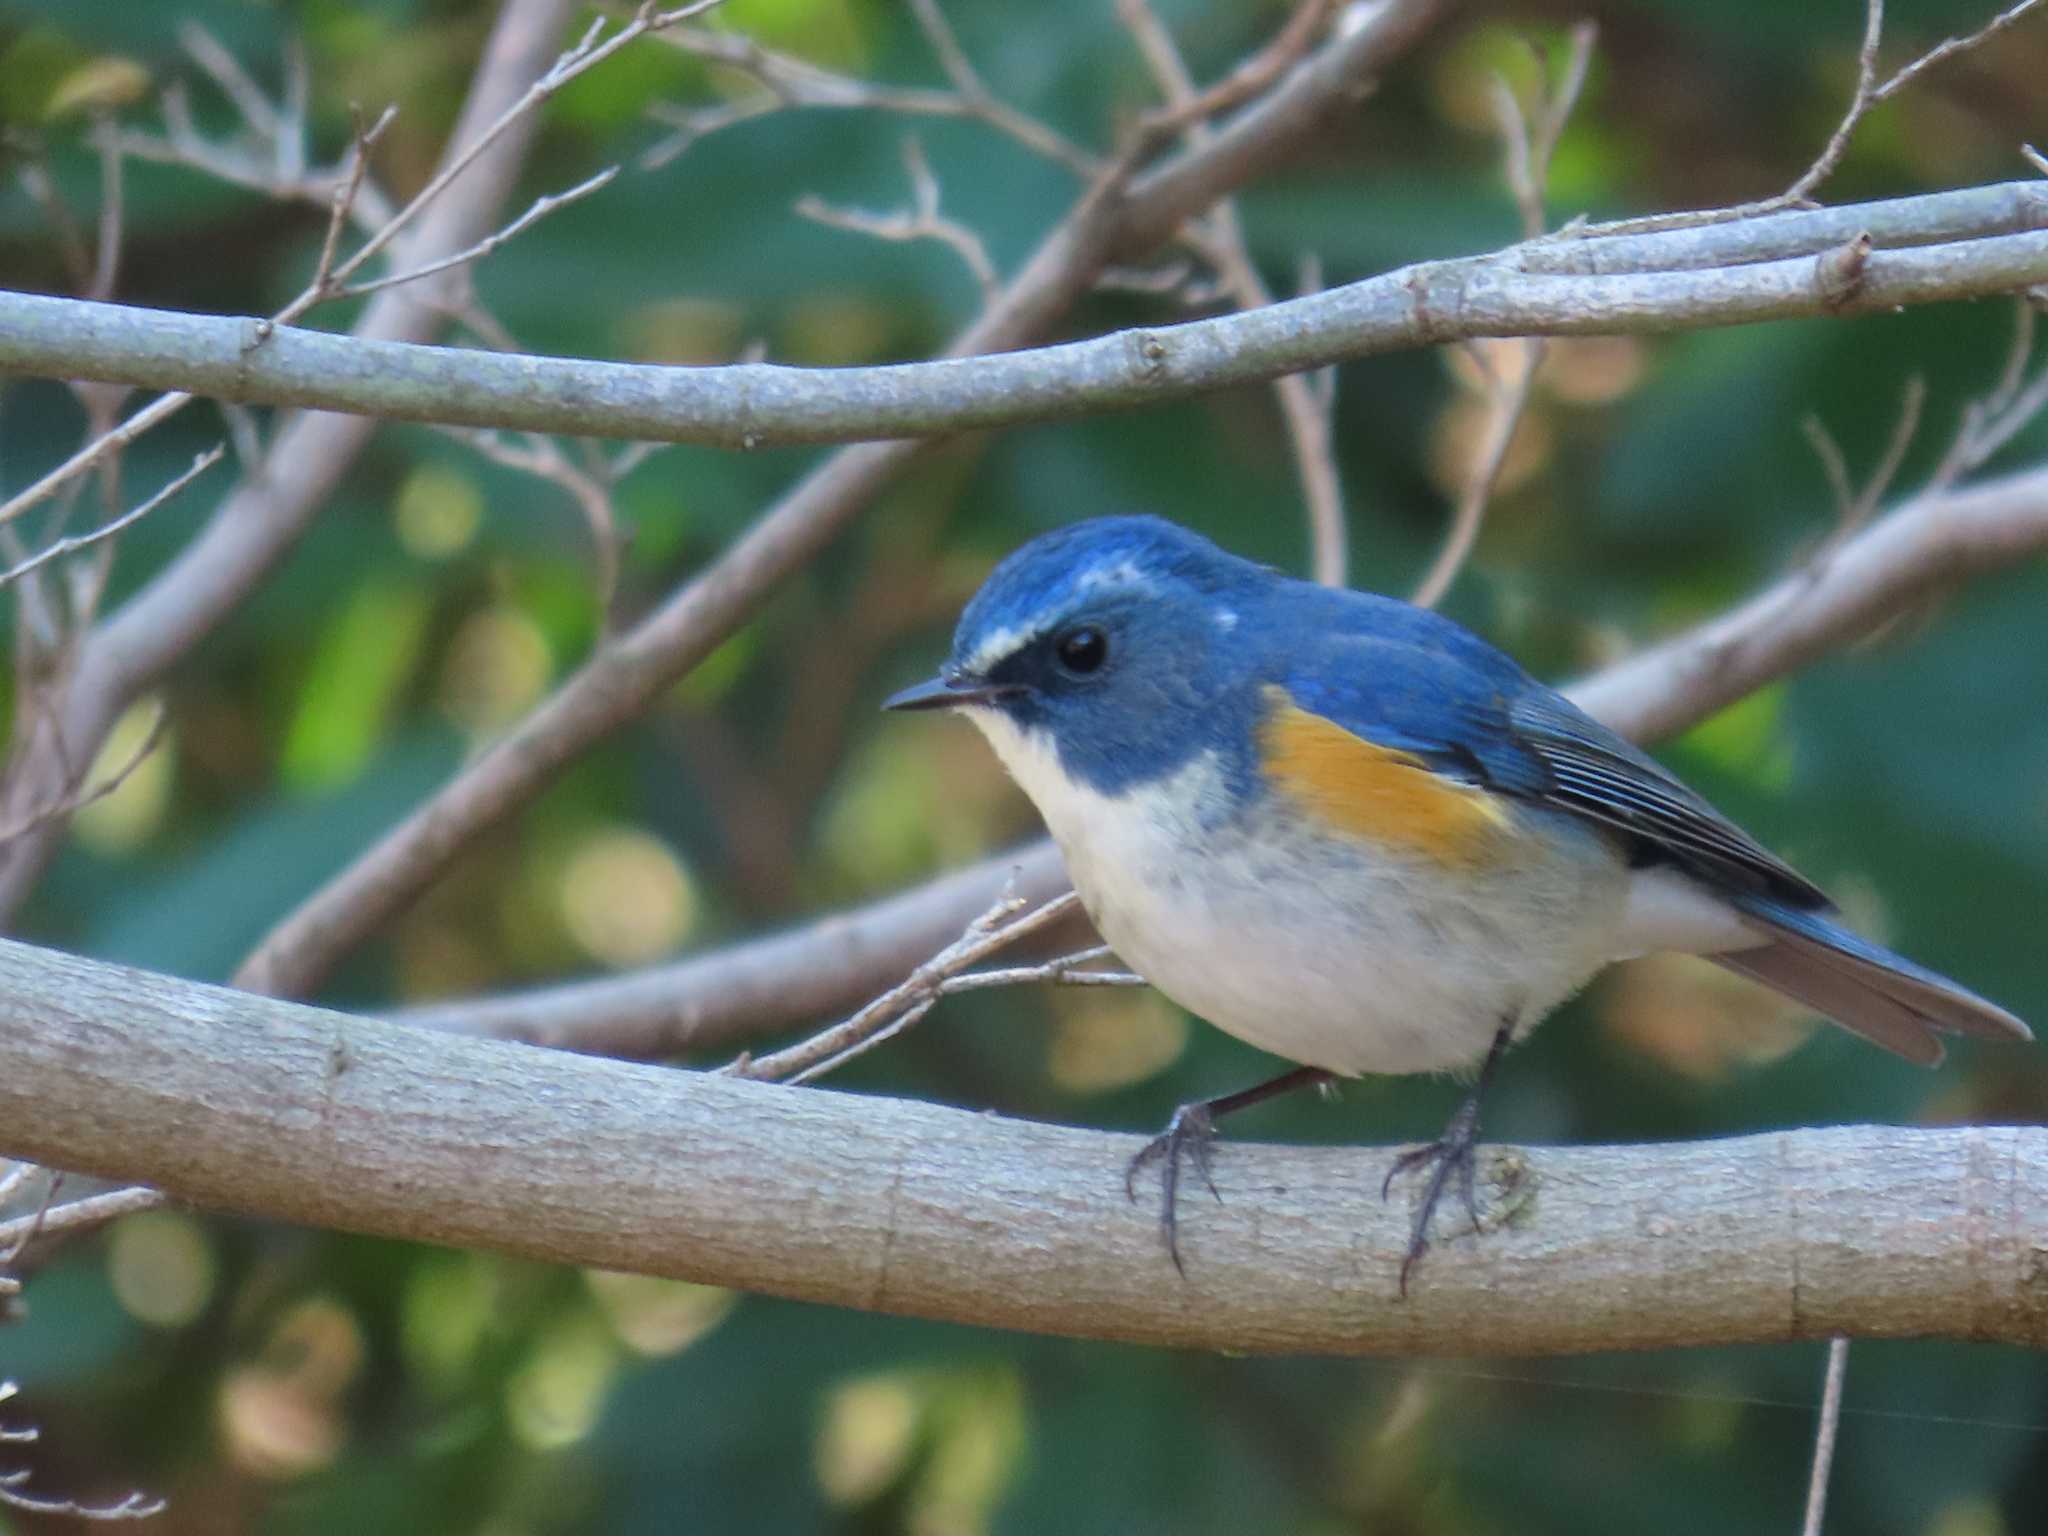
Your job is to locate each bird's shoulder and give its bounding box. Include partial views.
[1251,585,1830,908]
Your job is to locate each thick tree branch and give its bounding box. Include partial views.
[228,0,1452,998]
[4,183,2045,447]
[0,935,2042,1355]
[400,454,2048,1056]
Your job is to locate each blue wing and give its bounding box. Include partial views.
[1272,592,1831,910]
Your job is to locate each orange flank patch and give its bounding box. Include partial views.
[1257,688,1512,868]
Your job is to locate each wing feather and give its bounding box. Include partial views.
[1278,609,1828,911]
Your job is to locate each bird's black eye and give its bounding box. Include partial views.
[1054,625,1108,677]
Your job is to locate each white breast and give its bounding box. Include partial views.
[965,708,1636,1077]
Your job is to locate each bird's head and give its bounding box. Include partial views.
[884,516,1273,795]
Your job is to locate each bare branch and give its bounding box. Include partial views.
[310,104,400,297]
[395,840,1075,1055]
[1570,456,2048,740]
[1410,338,1541,608]
[0,447,223,590]
[1411,23,1597,607]
[1801,1337,1852,1536]
[794,137,999,308]
[334,165,619,300]
[0,0,620,919]
[0,1162,33,1210]
[88,115,124,303]
[437,423,656,614]
[1803,375,1924,560]
[13,156,96,293]
[904,0,1099,177]
[0,1187,166,1256]
[1116,0,1350,584]
[729,890,1090,1084]
[0,1,715,539]
[1782,0,1889,207]
[647,17,1099,177]
[324,1,727,296]
[12,183,2046,456]
[1135,0,1338,139]
[179,20,285,140]
[4,936,2048,1355]
[1932,300,2048,489]
[112,26,397,229]
[1,697,171,846]
[1868,0,2045,105]
[1578,0,2047,235]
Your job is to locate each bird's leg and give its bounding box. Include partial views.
[1381,1015,1516,1296]
[1126,1065,1334,1275]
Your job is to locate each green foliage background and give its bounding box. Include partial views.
[2,0,2047,1531]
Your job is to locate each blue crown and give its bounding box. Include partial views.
[952,515,1267,673]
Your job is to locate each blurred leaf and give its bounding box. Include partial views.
[280,579,434,792]
[43,53,149,118]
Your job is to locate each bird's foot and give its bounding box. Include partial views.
[1125,1100,1222,1277]
[1381,1092,1484,1297]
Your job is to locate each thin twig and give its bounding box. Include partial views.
[336,165,619,299]
[1411,23,1596,607]
[1783,0,1889,207]
[1868,0,2044,105]
[1,1376,167,1520]
[0,702,168,849]
[647,16,1098,177]
[0,1187,166,1254]
[1138,0,1337,138]
[904,0,1099,177]
[0,447,224,590]
[1931,299,2048,489]
[311,105,400,298]
[1801,1337,1852,1536]
[1576,0,2047,238]
[0,1162,33,1210]
[1804,376,1925,562]
[112,24,395,229]
[795,137,1000,307]
[13,157,95,292]
[0,1,718,538]
[727,888,1090,1084]
[1411,340,1543,608]
[88,115,124,303]
[0,1168,54,1268]
[179,20,285,139]
[1117,0,1350,583]
[0,104,392,542]
[437,425,656,614]
[323,2,727,296]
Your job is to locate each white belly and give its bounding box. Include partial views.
[967,711,1634,1077]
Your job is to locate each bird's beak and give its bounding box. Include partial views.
[881,670,1020,712]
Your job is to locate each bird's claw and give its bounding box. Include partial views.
[1381,1095,1484,1297]
[1126,1100,1222,1275]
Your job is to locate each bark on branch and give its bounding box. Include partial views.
[3,182,2044,447]
[0,935,2041,1356]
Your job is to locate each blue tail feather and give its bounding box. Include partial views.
[1715,894,2030,1066]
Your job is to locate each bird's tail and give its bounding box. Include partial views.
[1711,895,2031,1066]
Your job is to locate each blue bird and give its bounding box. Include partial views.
[884,515,2030,1291]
